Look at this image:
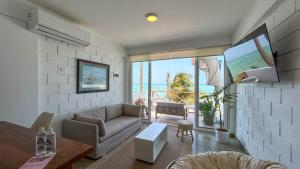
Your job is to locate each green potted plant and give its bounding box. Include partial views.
[199,97,215,126]
[200,83,236,143]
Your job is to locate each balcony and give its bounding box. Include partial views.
[135,90,221,129]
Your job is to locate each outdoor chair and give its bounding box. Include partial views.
[155,102,187,119]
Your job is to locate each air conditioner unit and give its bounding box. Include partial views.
[28,9,90,46]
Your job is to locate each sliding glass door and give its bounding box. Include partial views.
[131,62,150,120]
[195,56,225,129]
[150,58,195,126]
[130,55,225,129]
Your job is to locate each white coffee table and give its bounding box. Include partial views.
[135,122,167,163]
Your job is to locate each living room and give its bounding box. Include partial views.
[0,0,299,169]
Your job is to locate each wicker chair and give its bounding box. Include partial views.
[167,151,287,169]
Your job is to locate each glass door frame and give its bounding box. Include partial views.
[194,56,226,131]
[147,61,152,122]
[194,57,200,128]
[129,61,152,122]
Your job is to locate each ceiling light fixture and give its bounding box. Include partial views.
[146,13,158,22]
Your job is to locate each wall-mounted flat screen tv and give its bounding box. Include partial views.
[224,25,279,83]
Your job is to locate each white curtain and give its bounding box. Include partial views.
[199,57,222,89]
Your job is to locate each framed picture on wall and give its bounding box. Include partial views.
[77,59,109,93]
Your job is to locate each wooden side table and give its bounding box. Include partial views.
[176,120,194,141]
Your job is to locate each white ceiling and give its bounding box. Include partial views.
[27,0,254,49]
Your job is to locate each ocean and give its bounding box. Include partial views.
[132,83,215,99]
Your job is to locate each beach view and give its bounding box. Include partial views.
[131,56,224,128]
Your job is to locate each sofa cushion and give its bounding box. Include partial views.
[123,104,141,117]
[73,115,106,137]
[106,104,123,121]
[91,107,106,121]
[99,116,139,142]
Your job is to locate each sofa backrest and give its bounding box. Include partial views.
[73,103,141,122]
[105,103,123,121]
[91,107,106,121]
[156,102,170,107]
[123,104,142,117]
[169,103,184,109]
[74,107,106,121]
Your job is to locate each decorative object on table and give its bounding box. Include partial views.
[135,97,148,118]
[77,59,109,93]
[199,98,215,126]
[200,83,237,143]
[45,127,56,155]
[31,112,54,132]
[167,151,287,169]
[176,120,193,142]
[35,127,46,156]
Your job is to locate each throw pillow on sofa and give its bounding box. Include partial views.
[91,107,106,121]
[73,111,94,119]
[106,104,123,121]
[123,104,141,117]
[73,114,106,137]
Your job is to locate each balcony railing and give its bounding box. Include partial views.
[132,90,222,127]
[151,90,194,105]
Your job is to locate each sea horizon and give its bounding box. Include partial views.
[132,83,215,95]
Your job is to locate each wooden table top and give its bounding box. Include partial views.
[0,121,93,169]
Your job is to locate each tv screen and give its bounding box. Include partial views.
[224,33,279,83]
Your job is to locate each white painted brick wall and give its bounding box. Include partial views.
[245,86,254,96]
[236,1,300,168]
[282,88,300,105]
[273,71,294,88]
[264,88,281,103]
[292,107,300,125]
[254,87,264,99]
[48,74,68,84]
[272,103,292,124]
[38,36,126,135]
[259,100,271,115]
[47,55,68,66]
[274,0,296,27]
[292,69,300,87]
[281,50,300,71]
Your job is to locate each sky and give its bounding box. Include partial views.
[132,57,224,85]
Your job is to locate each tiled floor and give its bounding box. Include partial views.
[73,125,245,169]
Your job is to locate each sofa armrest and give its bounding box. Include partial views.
[62,119,99,146]
[123,104,142,117]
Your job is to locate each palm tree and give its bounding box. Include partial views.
[168,73,193,104]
